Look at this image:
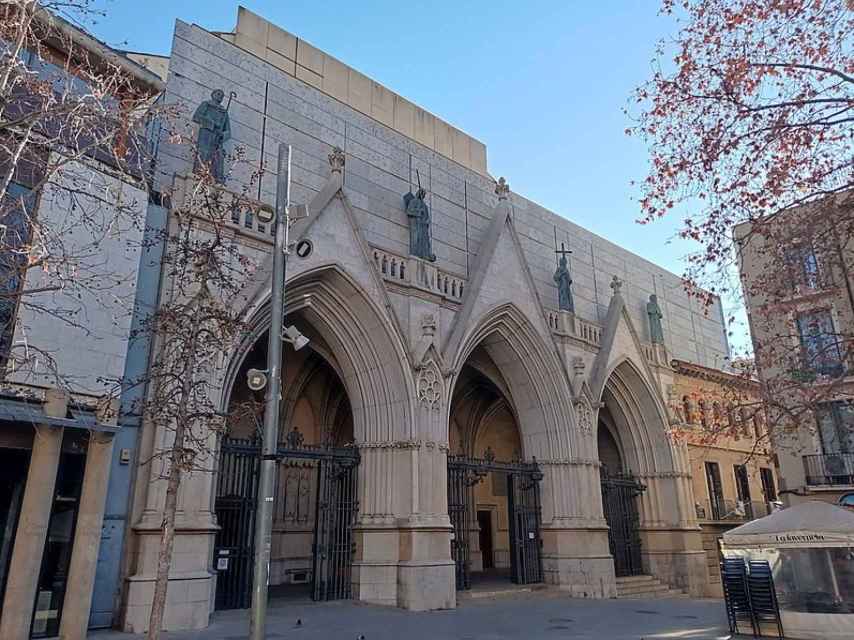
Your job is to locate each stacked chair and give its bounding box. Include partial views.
[720,557,784,639]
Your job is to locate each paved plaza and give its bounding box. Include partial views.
[90,593,733,640]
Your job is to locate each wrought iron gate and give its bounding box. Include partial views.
[213,438,258,610]
[214,431,359,610]
[600,469,645,577]
[447,452,543,590]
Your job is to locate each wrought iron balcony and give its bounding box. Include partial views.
[803,452,854,486]
[695,499,771,522]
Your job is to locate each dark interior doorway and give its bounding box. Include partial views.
[0,448,31,610]
[477,510,493,570]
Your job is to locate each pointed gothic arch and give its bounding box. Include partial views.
[445,302,575,462]
[221,264,414,445]
[598,357,676,475]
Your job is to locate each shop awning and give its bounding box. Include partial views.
[0,397,119,433]
[722,500,854,548]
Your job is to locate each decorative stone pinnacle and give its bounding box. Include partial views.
[610,275,623,295]
[495,177,510,200]
[328,146,345,173]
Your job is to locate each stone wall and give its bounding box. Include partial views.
[159,17,729,371]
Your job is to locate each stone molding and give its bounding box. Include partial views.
[537,457,602,467]
[358,439,449,451]
[638,470,692,480]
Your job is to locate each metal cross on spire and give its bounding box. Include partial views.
[555,242,573,261]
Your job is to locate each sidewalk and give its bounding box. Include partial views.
[90,592,732,640]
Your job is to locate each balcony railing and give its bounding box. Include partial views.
[803,452,854,486]
[695,499,771,522]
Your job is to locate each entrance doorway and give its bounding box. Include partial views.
[597,417,646,577]
[213,432,359,609]
[216,328,359,610]
[477,511,493,570]
[0,448,30,611]
[601,469,645,577]
[447,452,543,591]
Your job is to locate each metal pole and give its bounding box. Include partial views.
[250,144,291,640]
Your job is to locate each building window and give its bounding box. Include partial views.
[815,401,854,454]
[785,243,826,291]
[705,461,724,520]
[733,464,753,518]
[796,309,844,377]
[760,467,777,505]
[0,182,35,369]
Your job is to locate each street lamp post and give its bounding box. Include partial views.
[249,143,291,640]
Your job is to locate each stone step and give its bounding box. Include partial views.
[459,582,550,600]
[614,575,687,599]
[616,583,669,596]
[617,589,689,599]
[615,575,658,585]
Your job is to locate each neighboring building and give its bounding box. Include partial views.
[669,359,779,597]
[0,10,163,640]
[118,7,735,633]
[736,204,854,512]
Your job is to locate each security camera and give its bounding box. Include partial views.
[282,325,309,351]
[247,368,268,391]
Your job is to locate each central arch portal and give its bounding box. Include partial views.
[447,351,544,590]
[214,324,359,610]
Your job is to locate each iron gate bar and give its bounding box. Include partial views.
[447,453,544,590]
[600,469,645,578]
[214,431,359,610]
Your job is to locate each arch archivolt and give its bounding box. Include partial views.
[599,357,675,475]
[445,303,597,524]
[599,357,695,528]
[220,264,415,446]
[445,303,577,462]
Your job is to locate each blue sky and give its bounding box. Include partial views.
[86,1,746,351]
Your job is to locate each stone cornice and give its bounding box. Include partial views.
[671,358,759,390]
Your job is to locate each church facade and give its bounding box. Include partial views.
[121,8,731,632]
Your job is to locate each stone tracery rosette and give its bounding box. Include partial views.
[416,363,442,410]
[575,398,594,435]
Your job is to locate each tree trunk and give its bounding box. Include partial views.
[146,438,183,640]
[147,309,202,639]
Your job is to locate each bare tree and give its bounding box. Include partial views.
[1,4,264,637]
[0,0,164,384]
[138,166,265,639]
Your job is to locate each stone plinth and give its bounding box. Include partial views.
[541,524,616,598]
[122,525,216,633]
[397,522,455,610]
[640,527,708,597]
